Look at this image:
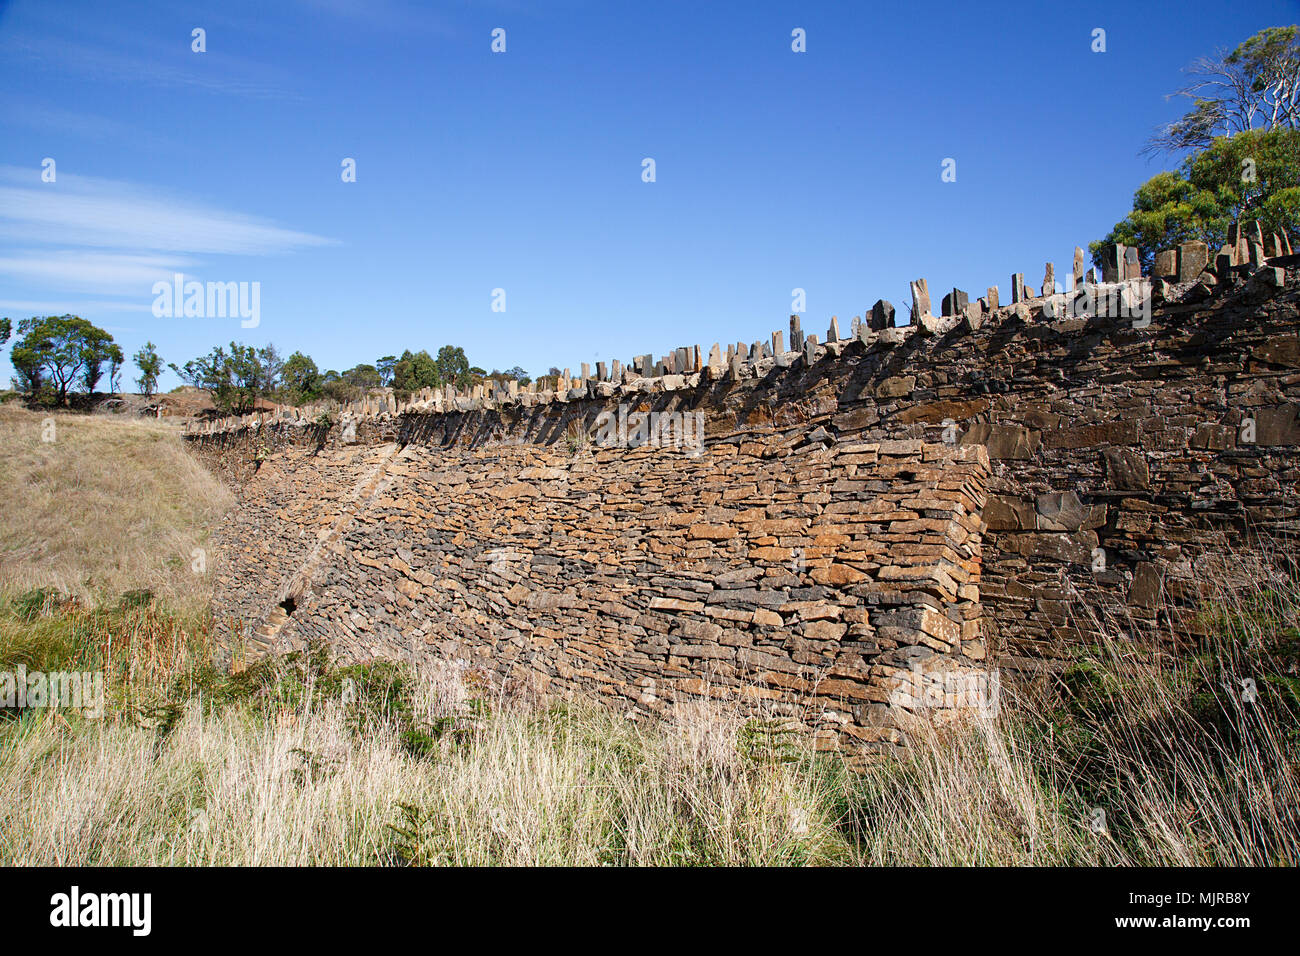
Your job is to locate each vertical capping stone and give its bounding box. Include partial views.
[772,329,784,357]
[827,316,840,342]
[1011,273,1026,304]
[986,286,999,309]
[1123,245,1141,280]
[1153,249,1177,280]
[1230,221,1248,264]
[1177,241,1209,283]
[1214,246,1234,277]
[941,288,969,317]
[789,315,804,350]
[1073,247,1085,289]
[909,279,930,322]
[1043,262,1055,296]
[1101,243,1124,283]
[1247,219,1265,250]
[803,334,818,365]
[870,299,895,330]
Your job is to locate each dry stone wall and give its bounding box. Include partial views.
[240,437,986,756]
[191,235,1300,753]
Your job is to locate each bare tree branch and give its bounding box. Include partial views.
[1145,27,1299,158]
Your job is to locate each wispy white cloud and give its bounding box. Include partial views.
[0,167,336,255]
[0,168,333,309]
[0,252,194,293]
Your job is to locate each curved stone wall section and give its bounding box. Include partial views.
[234,436,987,756]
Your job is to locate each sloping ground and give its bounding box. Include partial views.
[0,405,232,611]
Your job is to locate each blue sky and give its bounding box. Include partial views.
[2,0,1297,390]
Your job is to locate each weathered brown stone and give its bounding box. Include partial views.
[688,523,736,540]
[1035,490,1091,532]
[1015,531,1099,565]
[1153,249,1177,280]
[1177,241,1209,283]
[875,375,916,399]
[894,398,990,425]
[1252,336,1300,368]
[1043,420,1138,449]
[1128,562,1161,608]
[984,495,1035,531]
[1255,404,1300,446]
[961,423,1039,459]
[1103,448,1151,491]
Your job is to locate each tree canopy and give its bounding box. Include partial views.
[282,351,322,403]
[1094,27,1300,271]
[1092,126,1299,272]
[134,343,163,399]
[169,342,283,415]
[9,314,118,405]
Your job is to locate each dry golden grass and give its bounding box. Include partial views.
[0,579,1294,867]
[0,405,232,612]
[0,661,845,866]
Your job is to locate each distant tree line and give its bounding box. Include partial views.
[168,342,527,414]
[4,315,530,416]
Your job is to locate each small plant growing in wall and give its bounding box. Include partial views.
[309,411,335,452]
[565,421,588,456]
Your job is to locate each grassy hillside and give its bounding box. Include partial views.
[0,405,232,612]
